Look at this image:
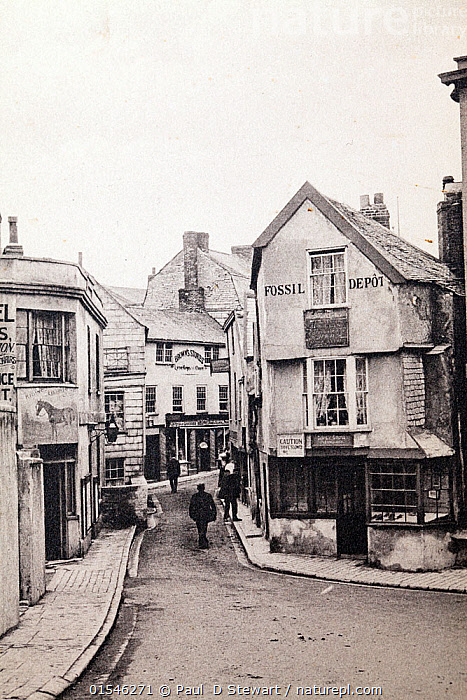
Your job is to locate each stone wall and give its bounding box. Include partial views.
[17,449,45,604]
[0,409,19,637]
[269,517,337,556]
[368,525,456,571]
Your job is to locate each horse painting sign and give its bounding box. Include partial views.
[19,387,78,445]
[0,296,16,409]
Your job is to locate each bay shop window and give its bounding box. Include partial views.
[368,459,452,525]
[303,357,368,430]
[16,310,74,382]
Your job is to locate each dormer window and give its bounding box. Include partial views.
[309,249,346,307]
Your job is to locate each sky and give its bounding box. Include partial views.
[0,0,466,288]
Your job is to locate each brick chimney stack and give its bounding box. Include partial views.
[439,56,467,295]
[437,176,464,279]
[3,216,24,256]
[360,193,390,229]
[178,231,208,312]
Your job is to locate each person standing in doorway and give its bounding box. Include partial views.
[218,450,229,487]
[198,438,210,471]
[189,483,217,549]
[220,463,242,522]
[167,453,181,493]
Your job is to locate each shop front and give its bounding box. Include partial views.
[163,414,229,477]
[266,446,456,569]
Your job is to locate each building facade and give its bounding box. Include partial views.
[132,307,229,480]
[223,291,258,509]
[249,182,465,572]
[1,221,107,562]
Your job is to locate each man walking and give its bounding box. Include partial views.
[189,483,217,549]
[167,453,181,493]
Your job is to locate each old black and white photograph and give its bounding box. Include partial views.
[1,2,467,699]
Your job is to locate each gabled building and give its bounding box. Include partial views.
[144,231,251,324]
[249,181,465,572]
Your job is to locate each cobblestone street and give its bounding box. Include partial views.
[67,474,467,700]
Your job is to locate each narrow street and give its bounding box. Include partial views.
[64,474,467,700]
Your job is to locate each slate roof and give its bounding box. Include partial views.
[144,246,252,320]
[130,307,225,344]
[330,199,463,293]
[252,182,463,295]
[105,286,146,306]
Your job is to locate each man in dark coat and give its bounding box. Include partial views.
[189,483,217,549]
[167,455,181,493]
[219,464,242,522]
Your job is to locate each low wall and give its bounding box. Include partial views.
[17,449,46,603]
[368,525,456,571]
[101,478,148,528]
[269,517,337,555]
[0,410,19,637]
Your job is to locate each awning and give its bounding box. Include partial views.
[408,430,455,458]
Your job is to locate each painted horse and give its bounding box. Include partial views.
[36,400,76,440]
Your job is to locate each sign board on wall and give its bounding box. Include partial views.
[19,387,78,445]
[0,297,16,408]
[312,433,354,448]
[304,307,349,348]
[173,348,207,374]
[277,433,305,457]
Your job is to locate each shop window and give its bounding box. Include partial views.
[310,357,368,430]
[156,342,173,364]
[313,359,348,427]
[146,386,157,414]
[355,357,368,425]
[105,457,125,484]
[173,386,183,413]
[302,361,309,427]
[87,326,92,393]
[271,460,337,517]
[95,334,101,392]
[368,460,452,524]
[219,385,228,413]
[105,391,124,431]
[309,249,346,307]
[197,386,207,412]
[16,310,74,382]
[205,345,220,363]
[104,347,129,373]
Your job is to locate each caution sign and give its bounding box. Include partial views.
[277,433,305,458]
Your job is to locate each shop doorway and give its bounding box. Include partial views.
[145,435,160,481]
[337,463,367,556]
[43,462,66,561]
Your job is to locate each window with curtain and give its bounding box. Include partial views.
[309,249,346,307]
[16,310,73,382]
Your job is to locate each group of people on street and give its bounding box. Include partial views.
[188,451,242,549]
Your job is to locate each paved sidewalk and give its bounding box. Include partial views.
[0,527,135,700]
[230,501,467,594]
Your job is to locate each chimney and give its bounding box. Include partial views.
[360,193,390,229]
[78,251,83,267]
[437,176,464,279]
[3,216,23,256]
[439,56,467,296]
[178,231,206,312]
